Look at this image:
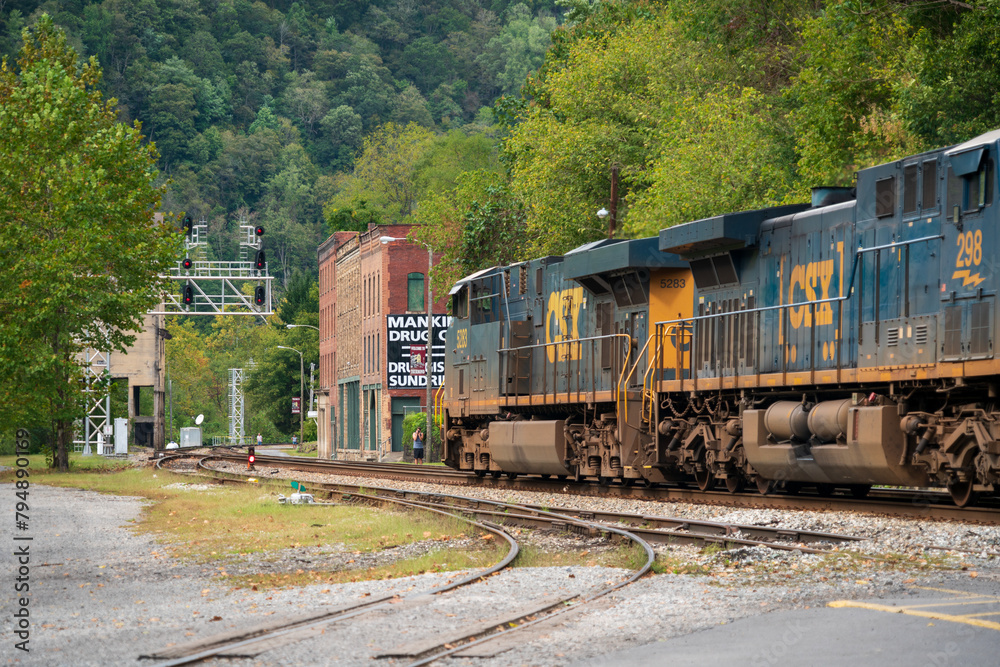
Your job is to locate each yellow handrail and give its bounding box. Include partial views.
[433,383,446,427]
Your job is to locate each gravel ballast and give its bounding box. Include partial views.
[1,467,998,666]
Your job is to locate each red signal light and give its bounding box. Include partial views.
[255,225,265,237]
[254,249,266,270]
[183,284,194,305]
[182,257,193,269]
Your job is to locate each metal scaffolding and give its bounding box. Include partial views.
[228,367,245,445]
[73,347,111,454]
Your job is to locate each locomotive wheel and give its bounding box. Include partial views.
[785,482,801,495]
[641,478,658,488]
[622,478,635,487]
[694,468,715,491]
[506,472,518,481]
[816,483,835,497]
[491,471,502,479]
[725,475,744,494]
[598,476,611,487]
[755,477,772,495]
[948,479,978,508]
[558,475,567,481]
[474,470,486,478]
[850,484,872,499]
[540,474,550,479]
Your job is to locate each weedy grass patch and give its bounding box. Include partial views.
[230,544,506,589]
[5,466,493,571]
[512,541,642,569]
[0,453,138,474]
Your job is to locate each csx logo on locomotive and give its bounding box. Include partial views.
[545,286,583,362]
[786,242,843,329]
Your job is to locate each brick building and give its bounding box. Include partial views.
[316,224,447,460]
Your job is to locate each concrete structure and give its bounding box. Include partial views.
[77,313,166,452]
[317,224,447,461]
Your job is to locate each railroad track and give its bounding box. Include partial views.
[172,451,1000,525]
[149,455,868,665]
[147,456,655,666]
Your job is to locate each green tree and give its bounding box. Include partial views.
[0,16,180,468]
[325,122,436,224]
[412,168,526,295]
[786,1,923,186]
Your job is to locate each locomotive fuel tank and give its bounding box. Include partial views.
[487,420,574,476]
[744,404,931,486]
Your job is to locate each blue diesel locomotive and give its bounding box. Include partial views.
[441,128,1000,507]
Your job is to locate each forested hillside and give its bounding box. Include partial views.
[5,0,1000,444]
[1,0,558,291]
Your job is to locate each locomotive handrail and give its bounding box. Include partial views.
[649,234,944,330]
[498,333,633,415]
[649,233,944,389]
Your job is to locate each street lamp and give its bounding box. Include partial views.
[276,345,304,448]
[381,235,435,460]
[286,324,319,331]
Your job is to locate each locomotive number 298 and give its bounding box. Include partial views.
[956,229,983,268]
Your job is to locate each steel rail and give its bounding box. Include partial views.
[151,455,656,666]
[144,467,519,666]
[156,454,1000,524]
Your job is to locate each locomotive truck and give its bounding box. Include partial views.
[441,128,1000,507]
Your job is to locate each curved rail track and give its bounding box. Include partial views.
[165,450,1000,525]
[146,455,658,666]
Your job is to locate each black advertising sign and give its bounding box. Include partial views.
[386,314,450,388]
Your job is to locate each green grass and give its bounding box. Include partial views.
[512,541,646,569]
[229,544,505,589]
[0,453,137,473]
[0,465,506,588]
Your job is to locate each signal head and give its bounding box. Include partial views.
[182,215,193,236]
[254,285,266,306]
[183,283,194,305]
[255,225,265,237]
[254,249,266,270]
[182,257,193,269]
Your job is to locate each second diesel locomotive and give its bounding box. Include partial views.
[440,128,1000,507]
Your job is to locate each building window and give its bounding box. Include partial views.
[408,272,425,311]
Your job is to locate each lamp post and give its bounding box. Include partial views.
[286,323,319,422]
[276,345,304,448]
[380,235,435,461]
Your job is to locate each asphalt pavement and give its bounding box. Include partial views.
[575,575,1000,667]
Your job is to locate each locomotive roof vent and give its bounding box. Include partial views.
[811,187,856,208]
[659,203,809,259]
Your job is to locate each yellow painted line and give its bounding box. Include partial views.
[903,600,998,609]
[916,586,1000,600]
[963,611,1000,619]
[828,601,1000,632]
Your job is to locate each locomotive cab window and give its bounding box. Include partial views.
[948,151,994,215]
[471,278,498,325]
[967,158,994,211]
[922,159,938,211]
[903,164,918,215]
[875,176,896,218]
[453,286,469,319]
